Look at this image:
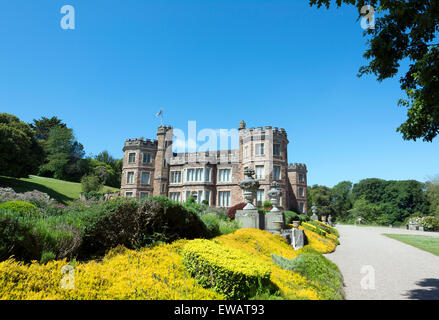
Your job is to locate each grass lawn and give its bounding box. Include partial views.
[383,234,439,257]
[0,175,119,204]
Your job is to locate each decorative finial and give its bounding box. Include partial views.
[239,168,260,210]
[267,181,282,212]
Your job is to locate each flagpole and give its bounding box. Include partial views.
[155,108,164,126]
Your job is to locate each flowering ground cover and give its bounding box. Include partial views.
[0,225,342,300]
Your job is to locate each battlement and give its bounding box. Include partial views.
[124,138,158,149]
[121,121,307,212]
[288,163,307,171]
[157,125,173,135]
[240,124,288,142]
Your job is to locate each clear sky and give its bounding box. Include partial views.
[1,0,438,187]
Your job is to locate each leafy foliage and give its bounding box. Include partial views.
[227,202,246,220]
[39,127,84,180]
[425,176,439,217]
[0,113,44,178]
[0,209,82,263]
[272,246,344,300]
[182,239,272,299]
[307,185,334,218]
[330,181,353,221]
[0,201,39,217]
[284,211,309,224]
[310,0,439,141]
[31,116,66,142]
[299,225,338,253]
[418,216,439,230]
[81,174,103,193]
[215,229,341,299]
[0,241,224,300]
[350,179,429,224]
[0,226,342,300]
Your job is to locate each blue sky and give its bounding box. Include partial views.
[1,0,438,187]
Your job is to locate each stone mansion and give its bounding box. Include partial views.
[120,121,308,214]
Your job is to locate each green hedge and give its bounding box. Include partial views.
[309,220,340,237]
[272,246,344,300]
[0,209,81,263]
[284,211,309,224]
[182,239,272,299]
[0,201,39,217]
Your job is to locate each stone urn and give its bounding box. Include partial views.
[267,181,282,212]
[272,221,283,234]
[239,168,260,210]
[292,221,301,229]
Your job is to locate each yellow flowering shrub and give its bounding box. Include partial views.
[270,265,320,300]
[0,228,341,300]
[0,240,223,300]
[215,228,297,263]
[214,229,325,300]
[302,222,340,245]
[182,239,272,299]
[300,227,337,254]
[313,221,340,237]
[326,233,339,242]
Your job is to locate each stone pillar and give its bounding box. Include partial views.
[328,215,333,227]
[291,227,305,250]
[310,203,318,221]
[153,125,173,196]
[265,182,285,234]
[235,168,264,229]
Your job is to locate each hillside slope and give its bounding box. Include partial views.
[0,175,119,204]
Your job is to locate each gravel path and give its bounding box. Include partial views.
[325,225,439,300]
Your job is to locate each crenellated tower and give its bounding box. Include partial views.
[152,125,174,196]
[121,138,158,198]
[287,163,308,214]
[239,121,289,208]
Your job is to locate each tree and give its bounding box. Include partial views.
[0,113,44,178]
[39,127,82,180]
[331,181,353,220]
[307,185,334,217]
[94,152,122,187]
[310,0,439,142]
[81,174,103,193]
[348,197,381,224]
[426,176,439,217]
[352,178,429,223]
[31,116,66,142]
[95,150,116,166]
[352,178,387,203]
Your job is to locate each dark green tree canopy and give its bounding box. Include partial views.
[0,113,44,177]
[307,185,335,217]
[31,116,66,142]
[425,176,439,217]
[39,126,85,180]
[331,181,353,220]
[351,178,430,223]
[95,150,117,167]
[310,0,439,141]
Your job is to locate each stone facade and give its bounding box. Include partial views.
[120,121,308,213]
